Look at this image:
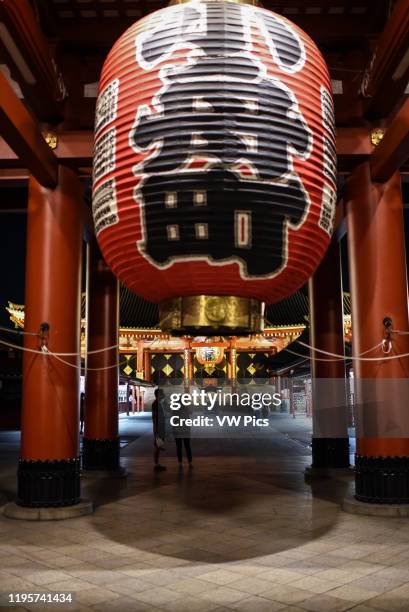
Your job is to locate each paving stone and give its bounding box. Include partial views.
[0,415,408,610]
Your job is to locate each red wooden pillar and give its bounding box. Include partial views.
[309,239,350,469]
[188,348,193,381]
[288,378,294,418]
[136,340,144,376]
[83,239,120,472]
[230,338,237,390]
[346,163,409,503]
[18,167,83,507]
[144,350,151,382]
[183,346,192,391]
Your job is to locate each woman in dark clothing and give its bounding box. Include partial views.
[173,402,193,468]
[175,437,193,467]
[80,392,85,434]
[152,388,166,471]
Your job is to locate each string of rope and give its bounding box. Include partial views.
[0,339,125,371]
[0,326,38,337]
[297,340,409,361]
[0,338,127,371]
[284,341,384,362]
[41,347,127,372]
[284,347,343,362]
[48,343,119,356]
[0,338,51,355]
[0,337,118,356]
[3,332,408,365]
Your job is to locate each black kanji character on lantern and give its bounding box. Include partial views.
[141,167,308,276]
[137,2,303,73]
[133,2,311,277]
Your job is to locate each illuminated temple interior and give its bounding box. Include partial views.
[5,293,352,412]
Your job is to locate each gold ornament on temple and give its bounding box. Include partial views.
[371,128,385,146]
[43,132,58,150]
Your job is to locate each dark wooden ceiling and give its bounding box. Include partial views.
[35,0,391,50]
[31,0,395,129]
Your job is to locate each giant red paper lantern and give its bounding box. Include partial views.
[93,0,336,334]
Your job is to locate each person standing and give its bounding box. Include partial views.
[80,392,85,434]
[173,402,193,468]
[152,388,166,471]
[175,437,193,468]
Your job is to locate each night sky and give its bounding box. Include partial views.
[0,212,27,328]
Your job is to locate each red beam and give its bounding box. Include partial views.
[360,0,409,120]
[336,128,373,157]
[0,127,373,171]
[371,99,409,182]
[0,0,65,122]
[0,71,58,187]
[54,131,95,166]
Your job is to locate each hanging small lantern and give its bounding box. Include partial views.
[92,0,336,334]
[195,345,225,374]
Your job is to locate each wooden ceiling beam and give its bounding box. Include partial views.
[51,15,375,47]
[0,0,66,122]
[370,99,409,183]
[0,127,373,174]
[0,71,58,188]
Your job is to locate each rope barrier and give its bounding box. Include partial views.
[45,344,119,357]
[284,347,343,362]
[42,348,127,372]
[391,329,409,336]
[0,338,125,372]
[0,336,118,357]
[0,338,50,356]
[284,341,384,362]
[297,340,409,361]
[2,326,409,367]
[0,326,38,337]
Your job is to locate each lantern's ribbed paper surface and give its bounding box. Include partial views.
[92,0,336,304]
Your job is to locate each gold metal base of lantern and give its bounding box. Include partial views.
[159,296,264,335]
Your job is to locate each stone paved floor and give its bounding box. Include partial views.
[0,415,408,611]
